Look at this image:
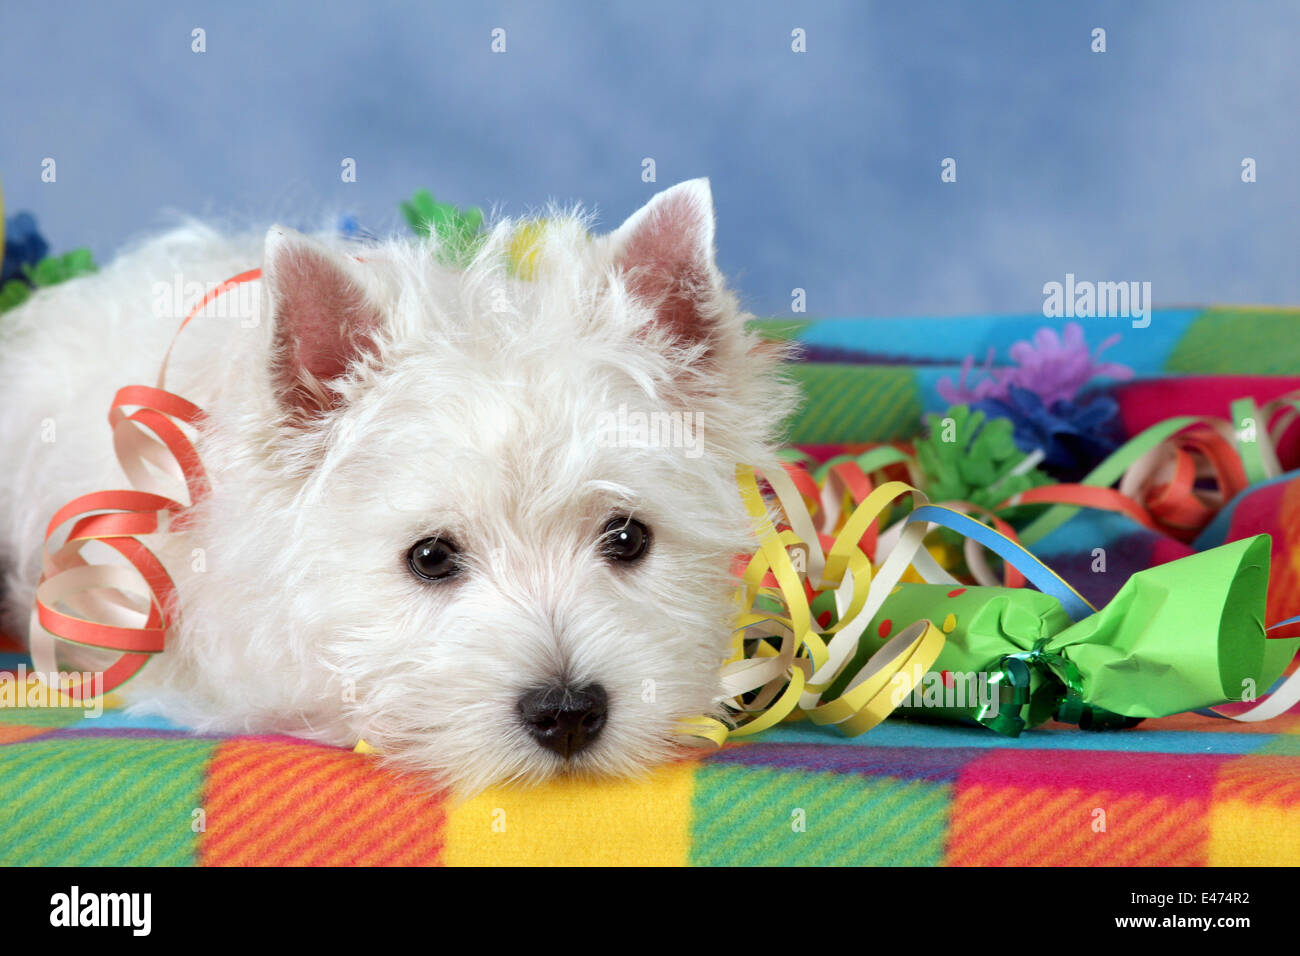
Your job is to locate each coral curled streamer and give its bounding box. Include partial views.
[27,270,262,701]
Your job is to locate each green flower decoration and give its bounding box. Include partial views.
[401,189,484,266]
[916,404,1051,510]
[0,277,31,314]
[0,248,97,316]
[26,248,96,287]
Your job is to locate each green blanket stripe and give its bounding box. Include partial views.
[784,364,923,444]
[1256,735,1300,756]
[747,318,814,341]
[1165,307,1300,375]
[0,706,89,728]
[0,736,215,865]
[689,764,950,866]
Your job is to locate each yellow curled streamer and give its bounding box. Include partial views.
[678,464,957,746]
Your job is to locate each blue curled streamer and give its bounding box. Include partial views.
[904,504,1095,622]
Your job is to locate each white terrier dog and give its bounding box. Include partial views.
[0,180,798,792]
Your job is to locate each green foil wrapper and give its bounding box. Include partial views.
[826,535,1296,735]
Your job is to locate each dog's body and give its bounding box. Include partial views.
[0,181,798,792]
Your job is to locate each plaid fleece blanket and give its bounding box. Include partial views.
[3,306,1298,866]
[0,695,1296,866]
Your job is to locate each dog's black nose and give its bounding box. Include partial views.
[518,683,608,759]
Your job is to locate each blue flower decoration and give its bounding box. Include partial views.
[3,212,50,285]
[975,385,1122,482]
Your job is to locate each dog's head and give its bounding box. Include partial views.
[192,180,797,793]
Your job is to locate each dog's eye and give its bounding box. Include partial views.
[407,537,461,581]
[600,517,651,563]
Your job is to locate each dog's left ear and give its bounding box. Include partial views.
[261,226,384,423]
[608,179,729,352]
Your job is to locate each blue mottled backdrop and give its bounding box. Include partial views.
[1,0,1296,317]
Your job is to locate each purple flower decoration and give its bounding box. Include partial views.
[938,322,1133,409]
[936,348,1005,405]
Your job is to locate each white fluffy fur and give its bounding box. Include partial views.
[0,180,798,793]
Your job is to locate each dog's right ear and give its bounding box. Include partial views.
[261,226,383,424]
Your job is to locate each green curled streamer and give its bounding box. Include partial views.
[977,658,1030,736]
[980,642,1143,736]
